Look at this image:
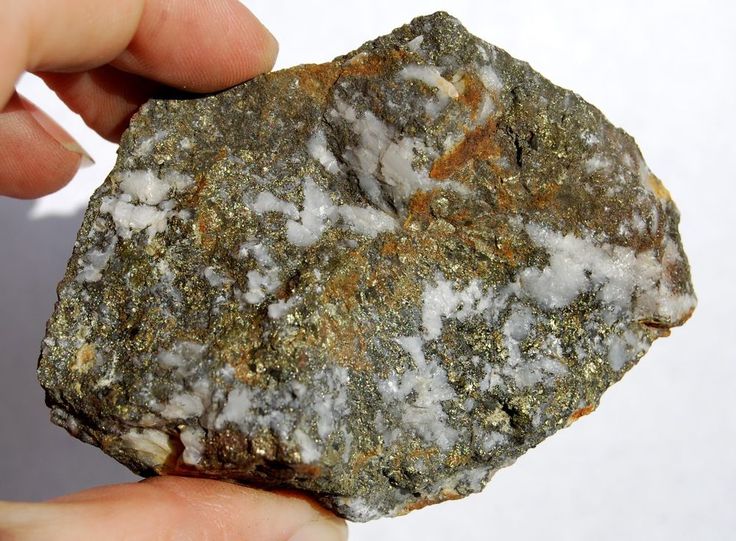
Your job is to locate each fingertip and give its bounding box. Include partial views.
[0,94,84,198]
[113,0,281,93]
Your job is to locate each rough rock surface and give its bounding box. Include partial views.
[39,12,695,521]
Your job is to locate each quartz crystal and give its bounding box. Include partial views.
[38,12,696,521]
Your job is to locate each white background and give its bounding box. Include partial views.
[1,1,734,539]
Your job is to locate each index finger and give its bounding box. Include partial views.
[1,0,278,106]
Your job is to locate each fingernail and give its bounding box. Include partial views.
[18,94,94,167]
[288,520,347,541]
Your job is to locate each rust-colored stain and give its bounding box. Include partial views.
[341,50,411,78]
[381,239,399,257]
[530,181,562,211]
[294,64,341,104]
[446,207,472,226]
[404,190,435,229]
[293,463,323,477]
[196,210,218,253]
[398,489,463,515]
[457,72,486,121]
[351,448,381,471]
[430,119,501,180]
[568,404,596,424]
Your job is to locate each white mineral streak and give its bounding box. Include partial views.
[119,170,170,205]
[215,366,350,464]
[286,177,337,246]
[238,241,281,304]
[431,465,495,494]
[313,367,350,439]
[252,191,299,219]
[157,341,207,375]
[480,431,507,452]
[521,223,695,324]
[76,237,117,282]
[293,429,321,463]
[267,296,298,319]
[120,170,194,205]
[179,426,206,465]
[100,197,168,239]
[250,177,397,247]
[307,130,341,175]
[100,170,194,240]
[377,336,458,451]
[333,98,469,212]
[399,64,459,99]
[335,496,384,522]
[122,428,173,468]
[478,64,503,92]
[160,392,204,419]
[203,266,233,288]
[134,130,167,157]
[502,303,535,366]
[582,132,601,146]
[421,276,488,340]
[406,34,424,53]
[374,411,400,447]
[584,155,612,174]
[476,93,496,125]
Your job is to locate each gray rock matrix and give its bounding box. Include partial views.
[39,12,695,521]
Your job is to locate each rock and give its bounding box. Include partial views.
[38,12,695,521]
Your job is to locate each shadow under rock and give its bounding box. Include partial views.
[0,198,136,501]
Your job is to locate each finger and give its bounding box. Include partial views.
[111,0,279,92]
[2,0,278,107]
[0,93,86,198]
[39,66,161,142]
[0,476,347,541]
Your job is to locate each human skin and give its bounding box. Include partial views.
[0,1,347,540]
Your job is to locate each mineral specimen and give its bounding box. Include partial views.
[38,12,695,521]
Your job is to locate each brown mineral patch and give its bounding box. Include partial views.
[430,119,500,180]
[324,266,362,310]
[316,314,371,371]
[341,50,411,78]
[192,172,208,197]
[457,72,486,121]
[445,449,470,469]
[381,239,399,257]
[293,463,323,477]
[639,319,673,337]
[646,173,672,201]
[71,343,96,372]
[294,64,341,104]
[404,190,434,227]
[530,181,562,211]
[567,404,596,425]
[398,489,463,515]
[196,208,220,253]
[407,446,439,463]
[352,448,381,470]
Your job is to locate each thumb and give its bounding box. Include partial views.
[0,476,347,541]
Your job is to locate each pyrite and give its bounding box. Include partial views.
[39,12,695,521]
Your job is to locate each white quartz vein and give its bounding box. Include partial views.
[332,98,470,213]
[250,177,397,247]
[377,336,458,451]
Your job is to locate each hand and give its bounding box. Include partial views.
[0,1,347,539]
[0,0,278,198]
